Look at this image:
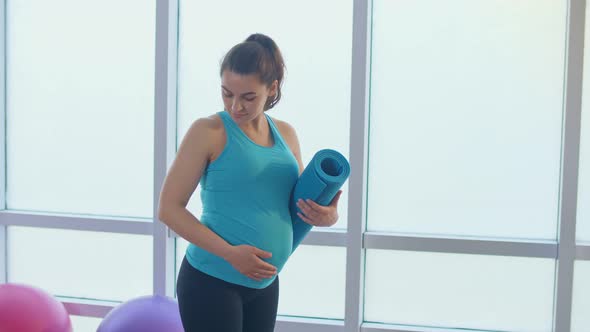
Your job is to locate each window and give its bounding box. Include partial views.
[364,250,554,331]
[8,227,153,302]
[6,0,156,218]
[368,0,567,240]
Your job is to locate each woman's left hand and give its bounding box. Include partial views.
[296,190,343,227]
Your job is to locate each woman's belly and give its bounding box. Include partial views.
[202,211,294,272]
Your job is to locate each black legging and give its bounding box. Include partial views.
[176,256,279,332]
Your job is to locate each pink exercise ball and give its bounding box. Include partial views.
[0,283,72,332]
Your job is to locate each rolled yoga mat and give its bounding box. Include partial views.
[290,149,350,253]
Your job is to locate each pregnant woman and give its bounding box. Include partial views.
[157,33,342,332]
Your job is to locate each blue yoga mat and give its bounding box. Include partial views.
[290,149,350,253]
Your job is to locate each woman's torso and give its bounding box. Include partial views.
[185,110,299,289]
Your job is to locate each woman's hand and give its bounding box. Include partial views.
[225,245,277,282]
[296,190,343,227]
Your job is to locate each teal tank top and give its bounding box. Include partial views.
[185,110,300,289]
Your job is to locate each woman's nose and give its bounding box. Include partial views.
[231,98,242,111]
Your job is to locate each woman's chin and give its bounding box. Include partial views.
[229,111,250,122]
[231,113,246,121]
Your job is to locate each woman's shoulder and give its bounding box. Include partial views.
[269,116,300,151]
[269,115,303,171]
[186,113,226,161]
[192,113,223,130]
[187,113,225,140]
[269,116,297,140]
[184,113,226,147]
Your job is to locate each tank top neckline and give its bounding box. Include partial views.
[218,110,278,149]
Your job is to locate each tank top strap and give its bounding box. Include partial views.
[265,114,290,150]
[217,110,236,132]
[217,110,248,146]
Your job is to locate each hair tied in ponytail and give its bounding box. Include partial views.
[220,33,285,110]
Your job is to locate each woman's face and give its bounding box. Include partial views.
[221,70,277,123]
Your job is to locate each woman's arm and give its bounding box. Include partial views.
[157,118,235,260]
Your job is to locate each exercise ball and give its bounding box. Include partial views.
[97,294,183,332]
[0,283,72,332]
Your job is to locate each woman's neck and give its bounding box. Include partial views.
[240,112,267,133]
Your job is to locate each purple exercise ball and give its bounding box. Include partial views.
[97,295,183,332]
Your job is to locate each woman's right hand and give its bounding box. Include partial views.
[225,245,278,281]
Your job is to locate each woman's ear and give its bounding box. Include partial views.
[269,80,279,97]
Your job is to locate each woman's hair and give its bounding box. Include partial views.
[220,33,285,110]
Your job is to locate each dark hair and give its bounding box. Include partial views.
[220,33,285,110]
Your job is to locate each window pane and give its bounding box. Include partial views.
[6,0,156,218]
[364,249,555,331]
[8,227,153,302]
[572,260,590,331]
[578,2,590,243]
[368,0,566,239]
[278,245,346,319]
[177,0,352,229]
[70,315,102,332]
[176,238,345,319]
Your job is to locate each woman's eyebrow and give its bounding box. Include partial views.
[221,86,256,96]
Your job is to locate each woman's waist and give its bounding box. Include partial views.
[200,212,293,256]
[201,191,293,212]
[201,209,292,228]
